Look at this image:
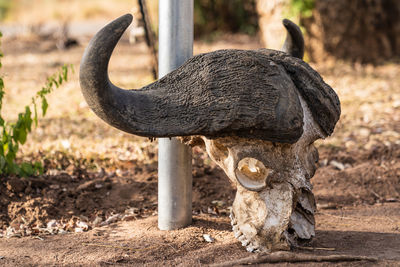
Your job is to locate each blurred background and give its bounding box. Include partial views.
[0,0,399,255]
[1,0,399,63]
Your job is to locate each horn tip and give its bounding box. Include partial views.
[118,13,134,26]
[282,18,296,29]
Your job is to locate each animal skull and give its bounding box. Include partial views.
[199,95,323,252]
[79,14,341,252]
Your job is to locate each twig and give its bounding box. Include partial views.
[298,246,336,251]
[370,189,383,200]
[166,242,178,252]
[209,251,378,267]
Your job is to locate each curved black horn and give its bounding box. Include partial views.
[80,14,306,143]
[80,14,171,137]
[281,19,304,59]
[80,14,145,135]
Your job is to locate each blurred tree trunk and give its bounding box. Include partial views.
[303,0,400,63]
[256,0,289,50]
[256,0,400,63]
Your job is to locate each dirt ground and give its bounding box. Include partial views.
[0,24,399,266]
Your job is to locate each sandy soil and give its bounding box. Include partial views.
[0,28,399,266]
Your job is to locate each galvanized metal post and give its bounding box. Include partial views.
[158,0,193,230]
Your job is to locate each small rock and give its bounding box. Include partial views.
[61,139,71,150]
[358,128,371,137]
[47,220,58,229]
[47,169,60,176]
[76,221,89,230]
[203,234,214,243]
[329,160,345,171]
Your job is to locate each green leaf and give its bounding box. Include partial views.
[0,155,6,170]
[3,139,8,152]
[6,162,17,175]
[24,106,32,132]
[63,66,68,80]
[42,96,48,116]
[0,61,73,176]
[33,161,44,175]
[20,162,33,176]
[18,128,27,144]
[5,147,16,165]
[32,97,38,127]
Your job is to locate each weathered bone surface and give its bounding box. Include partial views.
[80,14,341,252]
[200,95,323,252]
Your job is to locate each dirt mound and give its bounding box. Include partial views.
[1,143,399,236]
[0,149,233,235]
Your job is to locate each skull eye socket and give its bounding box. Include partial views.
[235,157,272,191]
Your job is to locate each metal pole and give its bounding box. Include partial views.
[158,0,193,230]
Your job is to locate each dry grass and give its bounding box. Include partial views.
[316,61,400,150]
[3,0,136,23]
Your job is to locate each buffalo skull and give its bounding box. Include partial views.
[80,14,340,252]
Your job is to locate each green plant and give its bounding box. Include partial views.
[0,33,73,176]
[194,0,259,38]
[0,0,11,21]
[287,0,315,19]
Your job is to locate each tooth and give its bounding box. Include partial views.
[246,246,255,253]
[234,230,243,239]
[239,236,250,246]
